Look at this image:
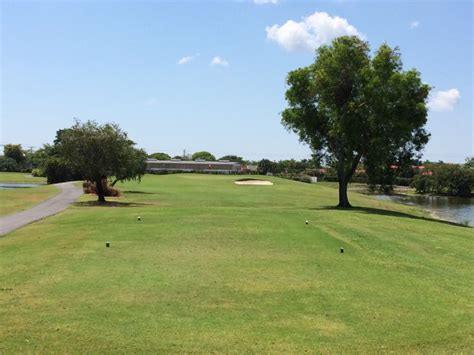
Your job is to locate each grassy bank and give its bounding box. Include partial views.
[0,174,472,352]
[0,172,58,216]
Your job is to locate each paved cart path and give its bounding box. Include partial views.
[0,182,82,236]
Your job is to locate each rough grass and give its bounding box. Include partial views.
[0,174,472,353]
[0,173,57,216]
[0,172,46,184]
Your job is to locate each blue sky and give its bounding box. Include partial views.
[1,0,472,162]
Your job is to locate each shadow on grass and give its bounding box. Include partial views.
[312,206,470,228]
[74,201,152,208]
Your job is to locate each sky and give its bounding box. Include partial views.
[1,0,472,162]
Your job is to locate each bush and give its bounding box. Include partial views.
[411,174,433,194]
[31,168,43,177]
[279,173,312,184]
[83,180,121,197]
[394,177,412,186]
[44,157,82,184]
[0,157,19,172]
[321,175,338,182]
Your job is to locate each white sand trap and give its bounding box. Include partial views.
[234,179,273,186]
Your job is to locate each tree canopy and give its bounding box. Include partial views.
[3,144,25,164]
[57,120,147,202]
[149,152,171,160]
[282,36,430,207]
[219,155,244,163]
[192,151,216,161]
[257,159,277,175]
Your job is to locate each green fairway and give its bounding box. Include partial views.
[1,174,472,353]
[0,173,58,216]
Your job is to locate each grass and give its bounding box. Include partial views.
[0,173,58,216]
[0,172,46,184]
[0,174,472,353]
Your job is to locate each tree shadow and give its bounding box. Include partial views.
[311,206,471,228]
[74,201,153,208]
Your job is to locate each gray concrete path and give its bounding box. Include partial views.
[0,181,82,236]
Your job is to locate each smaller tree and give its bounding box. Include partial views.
[3,144,25,164]
[149,152,171,160]
[58,120,147,202]
[28,144,55,169]
[192,151,216,161]
[257,159,277,175]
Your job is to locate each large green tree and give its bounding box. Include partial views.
[282,36,430,207]
[57,120,147,202]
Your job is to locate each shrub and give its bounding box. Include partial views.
[44,157,82,184]
[411,174,433,194]
[292,174,312,183]
[31,168,43,177]
[0,157,19,172]
[83,180,121,197]
[279,173,312,184]
[394,177,412,186]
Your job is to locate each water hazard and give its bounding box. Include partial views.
[0,183,41,190]
[373,194,474,226]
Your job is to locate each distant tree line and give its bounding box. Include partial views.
[411,160,474,197]
[3,140,472,199]
[148,151,245,164]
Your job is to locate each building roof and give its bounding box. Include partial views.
[146,159,240,166]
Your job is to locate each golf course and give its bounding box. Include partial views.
[1,173,472,353]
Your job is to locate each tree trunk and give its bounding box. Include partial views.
[335,152,361,208]
[95,178,106,203]
[337,179,351,208]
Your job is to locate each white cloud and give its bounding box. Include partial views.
[210,56,229,67]
[254,0,278,4]
[428,89,461,112]
[266,11,363,52]
[178,53,201,65]
[410,21,420,29]
[178,56,193,65]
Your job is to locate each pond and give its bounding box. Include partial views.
[373,194,474,225]
[0,183,42,190]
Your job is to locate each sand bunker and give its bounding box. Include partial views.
[234,179,273,186]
